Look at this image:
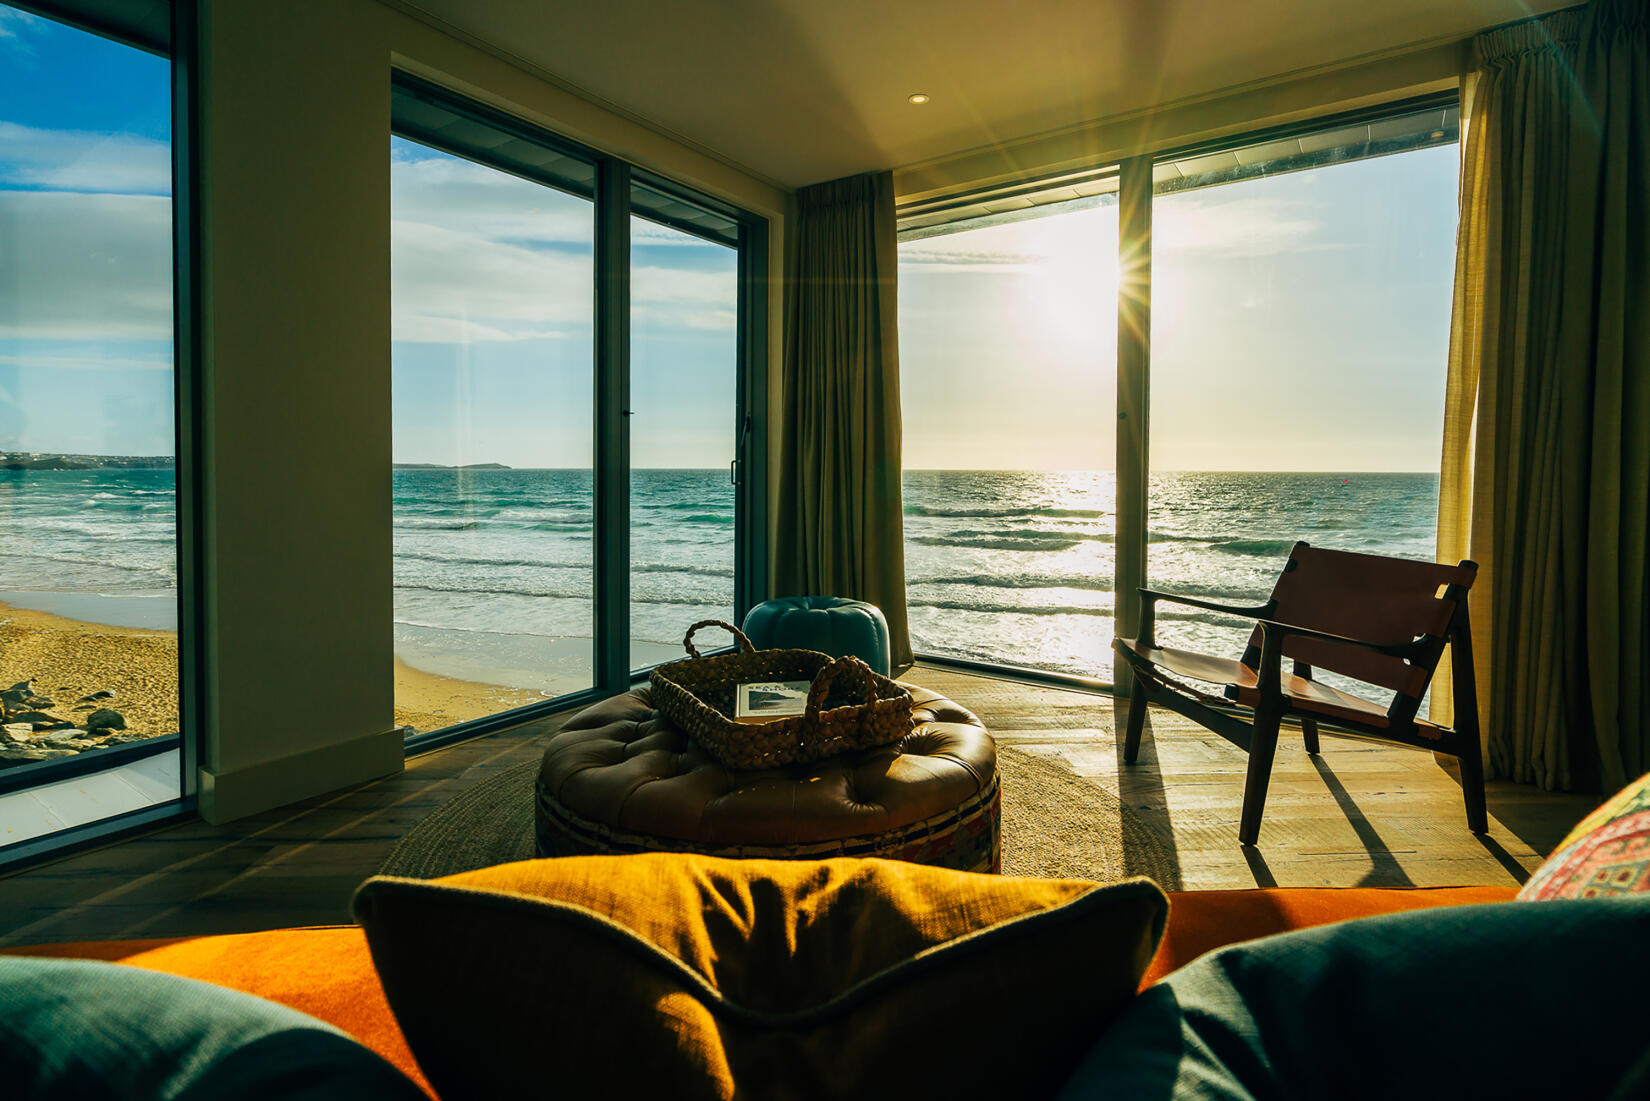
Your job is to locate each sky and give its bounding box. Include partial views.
[899,144,1460,472]
[2,3,1457,473]
[390,137,738,469]
[0,6,738,466]
[0,5,175,456]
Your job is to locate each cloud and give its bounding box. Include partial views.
[899,244,1041,270]
[0,190,172,341]
[391,220,594,343]
[0,8,45,43]
[391,144,593,247]
[392,146,739,343]
[0,122,171,196]
[1154,194,1327,256]
[0,352,169,371]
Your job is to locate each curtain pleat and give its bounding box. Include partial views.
[1437,0,1650,791]
[773,172,913,665]
[1571,0,1650,791]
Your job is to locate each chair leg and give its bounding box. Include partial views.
[1239,707,1283,846]
[1301,715,1320,755]
[1123,678,1149,764]
[1458,736,1488,834]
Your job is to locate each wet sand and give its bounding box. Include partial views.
[0,599,573,742]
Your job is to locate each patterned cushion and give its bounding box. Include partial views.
[1519,770,1650,900]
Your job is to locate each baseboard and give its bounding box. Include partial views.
[197,727,405,824]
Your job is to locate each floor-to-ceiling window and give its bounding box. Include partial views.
[389,134,597,734]
[389,79,764,738]
[0,1,185,857]
[1147,105,1459,694]
[897,177,1120,676]
[896,99,1460,691]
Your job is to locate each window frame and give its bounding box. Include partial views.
[894,90,1462,693]
[389,74,770,754]
[0,0,202,872]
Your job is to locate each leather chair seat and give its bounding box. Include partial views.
[536,684,1000,871]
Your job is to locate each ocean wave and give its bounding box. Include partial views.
[1207,539,1299,557]
[905,505,1110,520]
[21,520,174,542]
[397,581,721,607]
[398,581,590,600]
[396,551,586,570]
[493,508,592,524]
[911,573,1115,593]
[394,519,479,531]
[0,550,174,576]
[632,564,733,578]
[908,597,1112,618]
[909,532,1089,551]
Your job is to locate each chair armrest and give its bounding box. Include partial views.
[1252,618,1433,660]
[1138,588,1275,619]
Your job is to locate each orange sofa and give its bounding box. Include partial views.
[4,883,1516,1098]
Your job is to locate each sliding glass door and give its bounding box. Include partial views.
[628,198,740,670]
[389,136,596,734]
[897,183,1119,676]
[389,80,764,738]
[1147,107,1459,688]
[0,2,185,855]
[895,99,1461,691]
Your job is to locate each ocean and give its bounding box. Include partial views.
[0,468,1439,695]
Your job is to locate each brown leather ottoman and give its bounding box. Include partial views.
[535,684,1000,872]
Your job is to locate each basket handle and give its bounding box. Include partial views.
[804,654,873,721]
[683,619,756,659]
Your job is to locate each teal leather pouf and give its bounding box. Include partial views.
[741,596,893,676]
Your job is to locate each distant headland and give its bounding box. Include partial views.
[0,453,176,471]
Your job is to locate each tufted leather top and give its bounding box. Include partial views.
[538,684,995,846]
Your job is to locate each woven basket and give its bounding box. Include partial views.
[648,620,915,770]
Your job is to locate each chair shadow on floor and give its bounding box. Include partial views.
[1307,755,1414,888]
[1107,694,1184,888]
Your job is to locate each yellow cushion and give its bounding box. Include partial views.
[352,854,1166,1101]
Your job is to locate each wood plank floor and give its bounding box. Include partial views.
[0,665,1601,947]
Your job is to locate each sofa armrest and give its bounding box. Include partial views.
[1144,885,1519,988]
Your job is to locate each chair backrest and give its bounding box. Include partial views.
[1243,542,1477,705]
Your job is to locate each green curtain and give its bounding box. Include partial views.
[773,171,913,666]
[1437,0,1649,792]
[1568,0,1650,791]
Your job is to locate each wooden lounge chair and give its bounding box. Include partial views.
[1114,541,1485,846]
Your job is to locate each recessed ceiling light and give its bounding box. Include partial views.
[907,93,931,105]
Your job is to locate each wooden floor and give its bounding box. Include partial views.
[0,665,1600,947]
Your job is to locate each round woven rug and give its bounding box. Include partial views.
[377,746,1181,889]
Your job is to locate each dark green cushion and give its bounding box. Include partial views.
[741,596,892,675]
[0,957,426,1101]
[1057,898,1650,1100]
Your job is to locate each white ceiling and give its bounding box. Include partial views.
[395,0,1570,189]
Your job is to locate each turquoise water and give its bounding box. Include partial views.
[0,468,1438,690]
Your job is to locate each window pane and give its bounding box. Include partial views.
[0,5,181,838]
[390,136,595,734]
[898,200,1119,675]
[628,212,738,670]
[1148,141,1458,697]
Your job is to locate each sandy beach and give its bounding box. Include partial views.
[0,599,574,745]
[0,600,180,740]
[392,656,545,735]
